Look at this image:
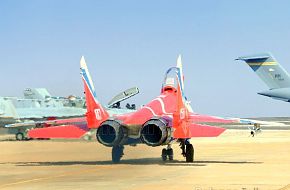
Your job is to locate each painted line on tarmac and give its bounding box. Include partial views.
[279,184,290,190]
[0,167,100,189]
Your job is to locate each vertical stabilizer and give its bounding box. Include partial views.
[173,59,190,138]
[237,53,290,89]
[0,98,19,118]
[80,56,109,128]
[24,88,51,99]
[176,55,193,113]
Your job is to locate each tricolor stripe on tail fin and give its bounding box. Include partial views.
[173,56,190,138]
[80,56,109,128]
[176,54,194,113]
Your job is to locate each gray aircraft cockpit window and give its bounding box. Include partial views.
[161,67,179,92]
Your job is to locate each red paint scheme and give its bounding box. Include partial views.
[187,123,226,137]
[189,113,235,124]
[83,77,109,129]
[28,124,88,139]
[44,117,86,126]
[27,61,233,140]
[85,78,226,139]
[27,117,87,139]
[172,83,191,138]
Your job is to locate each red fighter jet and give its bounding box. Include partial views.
[81,55,234,163]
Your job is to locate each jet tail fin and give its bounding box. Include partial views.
[172,56,226,138]
[176,54,194,113]
[80,56,109,128]
[237,53,290,89]
[172,56,191,138]
[0,98,19,118]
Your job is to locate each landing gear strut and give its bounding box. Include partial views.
[161,144,174,161]
[112,145,124,163]
[179,139,194,162]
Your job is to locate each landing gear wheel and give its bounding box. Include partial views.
[15,132,24,141]
[161,148,167,161]
[112,145,124,163]
[185,144,194,162]
[167,148,174,161]
[161,148,174,161]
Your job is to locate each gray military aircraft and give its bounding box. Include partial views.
[237,53,290,102]
[0,88,86,127]
[1,87,139,140]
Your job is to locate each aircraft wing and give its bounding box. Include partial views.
[5,120,37,128]
[173,119,226,139]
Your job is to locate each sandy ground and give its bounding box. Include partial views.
[0,130,290,190]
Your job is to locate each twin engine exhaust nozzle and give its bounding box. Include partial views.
[96,117,172,147]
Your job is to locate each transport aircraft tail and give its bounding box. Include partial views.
[236,53,290,89]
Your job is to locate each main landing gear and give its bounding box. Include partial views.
[161,145,174,161]
[112,145,124,163]
[179,139,194,162]
[161,139,194,162]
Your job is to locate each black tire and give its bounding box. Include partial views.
[167,148,174,161]
[185,144,194,162]
[112,145,124,163]
[161,148,167,161]
[15,132,24,141]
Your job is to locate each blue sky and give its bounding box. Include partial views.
[1,0,290,117]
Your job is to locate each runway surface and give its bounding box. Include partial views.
[0,130,290,190]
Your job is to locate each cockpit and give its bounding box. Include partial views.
[161,67,180,93]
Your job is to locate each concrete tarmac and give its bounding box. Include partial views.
[0,130,290,190]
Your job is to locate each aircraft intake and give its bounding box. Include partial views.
[140,117,172,147]
[96,120,127,147]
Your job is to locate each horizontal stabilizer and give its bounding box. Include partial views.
[28,125,89,139]
[189,124,226,137]
[174,123,226,138]
[190,113,235,123]
[236,53,270,61]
